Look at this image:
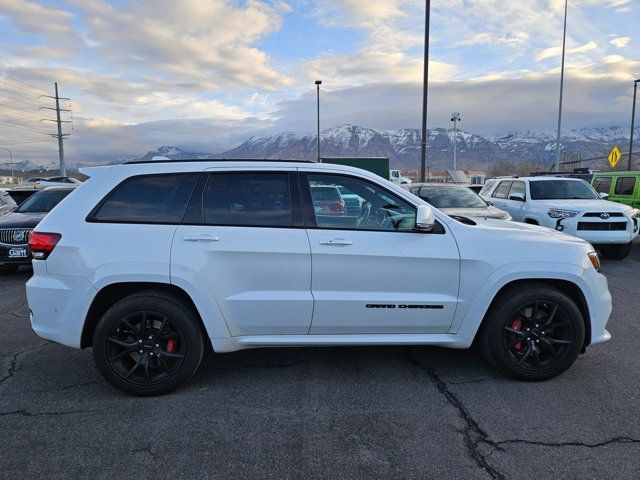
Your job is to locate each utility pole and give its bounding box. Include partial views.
[41,82,71,176]
[450,112,461,170]
[315,80,322,163]
[0,147,13,184]
[628,78,639,171]
[420,0,431,182]
[554,0,568,172]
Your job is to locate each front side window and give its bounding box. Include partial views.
[203,172,294,227]
[418,185,487,208]
[305,174,415,231]
[92,174,198,223]
[529,180,598,200]
[593,177,612,194]
[17,189,72,213]
[614,177,636,196]
[492,181,512,199]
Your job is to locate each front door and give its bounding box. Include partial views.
[172,170,313,336]
[300,171,460,335]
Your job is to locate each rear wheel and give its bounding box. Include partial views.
[480,283,584,381]
[597,242,632,260]
[93,291,204,396]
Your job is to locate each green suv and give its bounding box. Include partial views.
[592,172,640,208]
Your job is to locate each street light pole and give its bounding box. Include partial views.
[0,147,13,184]
[554,0,568,172]
[450,113,461,170]
[315,80,322,163]
[420,0,431,182]
[628,79,639,171]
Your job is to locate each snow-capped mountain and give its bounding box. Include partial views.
[122,124,639,172]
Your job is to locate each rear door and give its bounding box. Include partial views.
[171,169,313,336]
[502,180,527,221]
[300,170,460,335]
[490,180,513,215]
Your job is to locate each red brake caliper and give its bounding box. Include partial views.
[166,339,177,353]
[511,318,522,351]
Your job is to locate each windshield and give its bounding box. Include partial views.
[529,180,598,200]
[418,185,488,208]
[16,189,72,213]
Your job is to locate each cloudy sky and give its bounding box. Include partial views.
[0,0,638,165]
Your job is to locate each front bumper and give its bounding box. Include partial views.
[27,261,97,348]
[542,215,638,245]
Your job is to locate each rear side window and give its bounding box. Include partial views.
[614,177,636,196]
[593,176,612,194]
[479,180,495,196]
[203,172,294,227]
[91,174,198,223]
[492,181,512,199]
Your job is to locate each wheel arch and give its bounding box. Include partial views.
[81,282,208,348]
[477,278,591,347]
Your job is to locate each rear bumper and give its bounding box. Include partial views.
[583,268,613,346]
[26,262,96,348]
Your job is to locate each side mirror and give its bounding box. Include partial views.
[599,192,609,200]
[508,192,525,202]
[415,204,435,231]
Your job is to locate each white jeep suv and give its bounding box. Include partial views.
[480,176,639,259]
[27,160,612,395]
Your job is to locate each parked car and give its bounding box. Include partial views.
[467,185,484,194]
[28,160,611,395]
[403,183,512,221]
[310,184,346,215]
[480,176,639,259]
[15,176,82,190]
[591,171,640,209]
[0,189,17,217]
[0,186,75,273]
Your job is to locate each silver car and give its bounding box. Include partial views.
[403,183,512,221]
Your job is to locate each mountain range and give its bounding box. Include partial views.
[126,124,638,173]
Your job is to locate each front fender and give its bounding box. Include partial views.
[450,262,595,342]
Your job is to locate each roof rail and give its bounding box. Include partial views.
[124,158,317,165]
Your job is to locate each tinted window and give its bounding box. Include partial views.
[614,177,636,196]
[418,185,487,208]
[508,181,526,199]
[529,180,598,200]
[203,172,294,227]
[492,181,512,199]
[16,189,72,213]
[479,180,495,196]
[306,174,415,231]
[93,174,198,223]
[593,176,612,194]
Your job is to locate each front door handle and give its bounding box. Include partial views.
[183,234,220,242]
[319,238,353,246]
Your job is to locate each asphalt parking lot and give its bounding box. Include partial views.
[1,241,639,480]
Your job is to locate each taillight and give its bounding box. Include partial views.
[28,232,61,260]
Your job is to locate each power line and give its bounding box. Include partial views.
[0,86,42,103]
[0,139,54,146]
[0,92,42,108]
[0,73,49,95]
[0,120,51,135]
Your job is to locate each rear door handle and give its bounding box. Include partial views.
[319,238,353,246]
[183,234,220,242]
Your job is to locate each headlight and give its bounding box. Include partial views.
[502,213,512,221]
[547,209,579,219]
[588,252,600,271]
[626,209,639,219]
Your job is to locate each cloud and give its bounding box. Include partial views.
[535,41,598,62]
[0,0,78,41]
[610,36,630,48]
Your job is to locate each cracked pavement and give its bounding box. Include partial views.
[1,239,640,479]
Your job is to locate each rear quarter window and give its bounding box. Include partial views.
[479,180,495,196]
[90,173,199,224]
[593,176,612,194]
[492,181,512,199]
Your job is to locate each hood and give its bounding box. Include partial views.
[474,217,590,246]
[0,211,46,229]
[535,199,633,213]
[440,206,510,220]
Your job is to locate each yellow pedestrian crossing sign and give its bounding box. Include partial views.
[608,146,621,168]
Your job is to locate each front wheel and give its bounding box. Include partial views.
[93,291,204,396]
[597,242,632,260]
[480,283,585,381]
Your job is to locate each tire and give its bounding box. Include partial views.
[479,283,585,381]
[93,291,204,396]
[597,242,632,260]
